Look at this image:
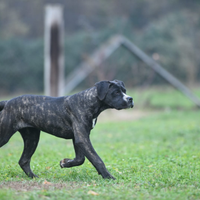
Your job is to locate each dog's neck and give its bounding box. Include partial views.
[84,86,110,118]
[69,86,109,119]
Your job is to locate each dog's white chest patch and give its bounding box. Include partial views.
[92,118,97,128]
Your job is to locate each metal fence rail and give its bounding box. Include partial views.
[64,35,200,107]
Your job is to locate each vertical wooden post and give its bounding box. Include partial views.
[44,4,64,97]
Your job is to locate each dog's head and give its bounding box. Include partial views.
[95,80,134,110]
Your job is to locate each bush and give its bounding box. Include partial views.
[0,39,44,94]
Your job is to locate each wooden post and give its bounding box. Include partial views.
[44,4,64,97]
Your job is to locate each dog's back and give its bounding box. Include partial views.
[0,101,7,111]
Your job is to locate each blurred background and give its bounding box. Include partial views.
[0,0,200,109]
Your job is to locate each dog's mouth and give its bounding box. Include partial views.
[131,101,134,108]
[117,101,134,110]
[128,103,134,109]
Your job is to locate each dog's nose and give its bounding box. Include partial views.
[128,97,133,102]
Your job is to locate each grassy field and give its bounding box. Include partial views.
[0,87,200,199]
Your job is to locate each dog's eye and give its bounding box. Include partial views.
[115,90,120,95]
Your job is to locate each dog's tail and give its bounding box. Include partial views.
[0,101,7,111]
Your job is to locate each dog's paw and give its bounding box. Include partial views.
[101,171,116,180]
[103,174,116,180]
[32,173,39,178]
[60,158,71,168]
[27,172,39,178]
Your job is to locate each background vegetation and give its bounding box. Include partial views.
[0,0,200,94]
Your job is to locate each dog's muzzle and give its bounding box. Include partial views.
[128,97,134,108]
[123,93,134,108]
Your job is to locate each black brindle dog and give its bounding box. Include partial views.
[0,80,134,179]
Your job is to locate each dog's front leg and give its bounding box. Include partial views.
[67,125,115,179]
[79,136,115,179]
[60,139,85,168]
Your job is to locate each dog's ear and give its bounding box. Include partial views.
[95,81,110,101]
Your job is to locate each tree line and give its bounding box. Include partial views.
[0,0,200,94]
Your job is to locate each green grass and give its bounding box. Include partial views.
[1,87,200,199]
[0,110,200,199]
[130,86,200,110]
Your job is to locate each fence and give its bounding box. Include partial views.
[0,30,200,98]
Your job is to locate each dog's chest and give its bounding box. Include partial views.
[92,118,97,128]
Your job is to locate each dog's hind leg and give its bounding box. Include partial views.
[0,132,14,148]
[0,120,15,148]
[18,128,40,178]
[60,139,85,168]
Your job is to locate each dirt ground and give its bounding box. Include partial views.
[0,180,80,192]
